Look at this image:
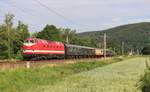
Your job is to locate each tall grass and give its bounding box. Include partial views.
[138,59,150,92]
[31,57,146,92]
[0,57,122,92]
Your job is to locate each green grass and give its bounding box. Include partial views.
[28,57,147,92]
[0,57,123,92]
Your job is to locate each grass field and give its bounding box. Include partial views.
[0,57,124,92]
[28,57,147,92]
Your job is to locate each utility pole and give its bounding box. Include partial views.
[122,41,124,56]
[66,34,69,44]
[104,33,106,60]
[113,47,116,55]
[136,49,139,55]
[65,29,71,44]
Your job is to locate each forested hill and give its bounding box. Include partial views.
[78,22,150,54]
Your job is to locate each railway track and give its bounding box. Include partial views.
[0,60,65,70]
[0,58,105,70]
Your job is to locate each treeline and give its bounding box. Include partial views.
[0,14,95,60]
[78,22,150,55]
[3,13,149,60]
[34,25,95,47]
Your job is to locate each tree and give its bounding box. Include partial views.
[142,46,150,55]
[0,25,7,58]
[36,25,63,42]
[70,36,93,47]
[0,14,30,59]
[14,21,30,54]
[60,28,76,44]
[2,13,15,59]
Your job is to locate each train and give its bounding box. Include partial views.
[22,37,114,60]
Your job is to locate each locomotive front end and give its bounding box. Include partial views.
[22,38,37,60]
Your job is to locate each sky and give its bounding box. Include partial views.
[0,0,150,33]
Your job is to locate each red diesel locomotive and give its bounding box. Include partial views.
[22,37,113,60]
[22,38,65,60]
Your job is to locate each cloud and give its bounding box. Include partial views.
[112,18,121,23]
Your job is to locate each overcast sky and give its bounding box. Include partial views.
[0,0,150,32]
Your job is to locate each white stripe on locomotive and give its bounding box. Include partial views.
[23,50,65,53]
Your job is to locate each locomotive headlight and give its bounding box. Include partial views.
[23,43,35,46]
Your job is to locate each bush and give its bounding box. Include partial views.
[15,51,23,60]
[139,70,150,92]
[142,46,150,55]
[139,60,150,92]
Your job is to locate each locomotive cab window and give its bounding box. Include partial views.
[24,39,37,44]
[30,39,37,43]
[24,40,29,43]
[30,40,35,43]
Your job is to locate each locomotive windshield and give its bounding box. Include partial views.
[24,40,36,44]
[24,40,29,43]
[30,40,35,43]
